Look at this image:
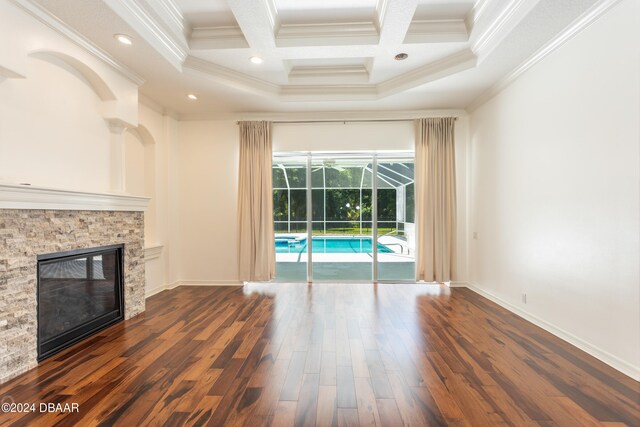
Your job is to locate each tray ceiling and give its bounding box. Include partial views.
[26,0,603,118]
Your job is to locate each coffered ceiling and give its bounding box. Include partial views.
[25,0,602,118]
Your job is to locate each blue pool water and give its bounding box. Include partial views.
[275,236,393,254]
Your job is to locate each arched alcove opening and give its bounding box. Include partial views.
[28,51,116,101]
[0,52,116,191]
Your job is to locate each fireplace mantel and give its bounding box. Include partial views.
[0,184,149,211]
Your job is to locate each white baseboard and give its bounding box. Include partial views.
[462,281,640,381]
[448,281,469,288]
[178,280,244,287]
[145,280,243,299]
[145,282,172,298]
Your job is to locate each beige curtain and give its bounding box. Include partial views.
[237,121,275,281]
[415,118,457,282]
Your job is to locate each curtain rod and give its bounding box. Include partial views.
[236,117,457,125]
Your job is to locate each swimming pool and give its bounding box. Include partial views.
[275,236,393,254]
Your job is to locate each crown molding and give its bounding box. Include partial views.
[276,22,379,47]
[103,0,188,71]
[471,0,539,60]
[189,26,249,49]
[404,19,469,43]
[238,109,467,122]
[145,0,189,45]
[263,0,280,31]
[467,0,622,112]
[375,0,390,29]
[378,49,477,96]
[280,84,378,101]
[8,0,145,86]
[0,184,150,211]
[183,55,279,97]
[185,48,476,102]
[288,65,370,84]
[465,0,493,29]
[153,0,184,33]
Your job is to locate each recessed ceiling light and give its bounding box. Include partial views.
[187,93,198,100]
[394,53,408,61]
[249,56,264,64]
[114,34,133,45]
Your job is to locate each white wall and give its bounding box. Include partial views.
[136,102,177,297]
[174,120,241,284]
[125,131,146,195]
[468,0,639,379]
[0,55,112,191]
[0,1,174,298]
[0,1,139,193]
[174,119,469,283]
[273,121,414,152]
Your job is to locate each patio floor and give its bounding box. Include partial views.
[274,261,415,281]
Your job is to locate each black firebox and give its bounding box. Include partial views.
[37,244,124,361]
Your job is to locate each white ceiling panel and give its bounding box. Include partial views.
[176,0,237,27]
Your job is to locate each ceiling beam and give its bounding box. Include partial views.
[404,19,469,44]
[287,65,370,84]
[276,22,379,48]
[226,0,277,50]
[189,26,249,49]
[377,0,418,46]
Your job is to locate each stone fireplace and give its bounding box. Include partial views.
[0,184,149,383]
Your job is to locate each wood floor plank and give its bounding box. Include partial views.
[0,284,636,426]
[376,398,404,427]
[293,373,320,427]
[336,366,358,409]
[279,351,307,401]
[320,351,337,386]
[316,385,338,427]
[337,408,360,427]
[270,401,297,427]
[354,377,381,426]
[364,349,394,399]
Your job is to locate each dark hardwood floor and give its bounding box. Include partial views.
[0,283,638,426]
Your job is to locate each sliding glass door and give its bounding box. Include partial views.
[272,156,308,282]
[376,157,416,281]
[273,152,414,282]
[311,155,373,281]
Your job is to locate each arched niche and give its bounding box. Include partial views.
[28,51,116,101]
[125,125,158,246]
[1,50,121,191]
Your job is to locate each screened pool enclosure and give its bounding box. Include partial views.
[273,153,416,282]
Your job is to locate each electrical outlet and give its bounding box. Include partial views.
[522,293,527,304]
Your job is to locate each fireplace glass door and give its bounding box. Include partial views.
[37,244,124,360]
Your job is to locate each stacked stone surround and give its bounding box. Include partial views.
[0,209,145,383]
